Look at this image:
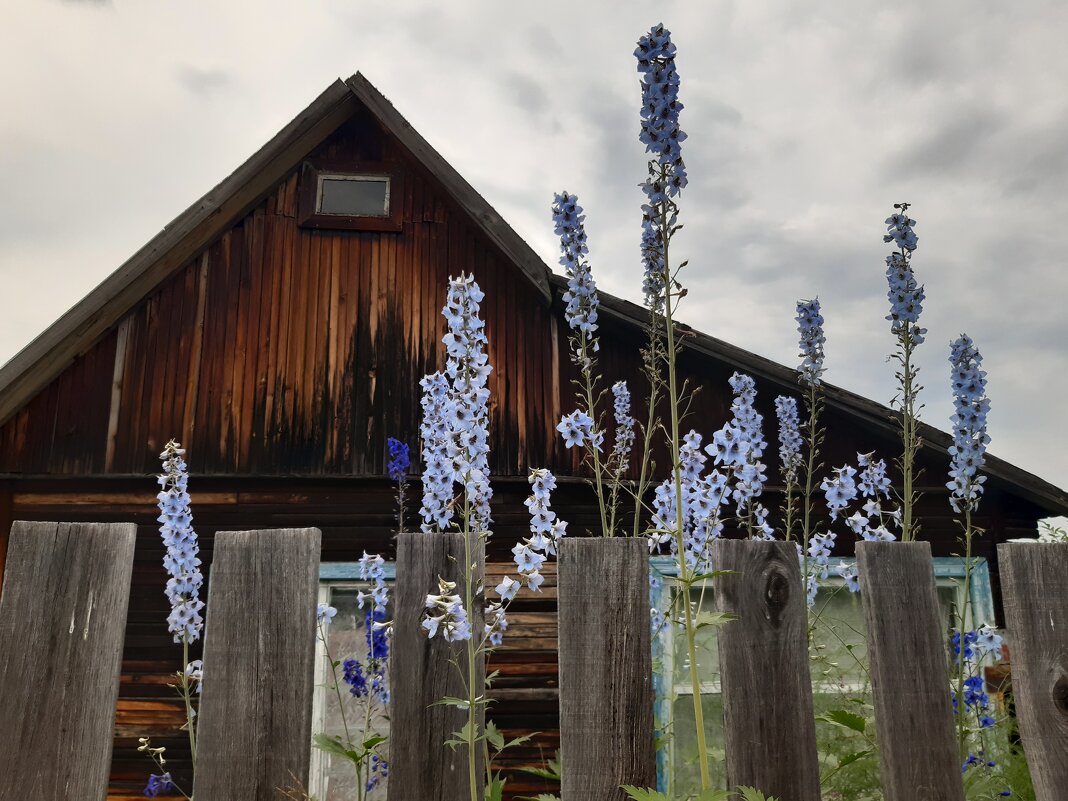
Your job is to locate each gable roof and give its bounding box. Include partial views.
[0,74,552,426]
[0,75,1064,517]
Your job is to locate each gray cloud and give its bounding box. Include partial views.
[2,0,1066,497]
[177,66,232,96]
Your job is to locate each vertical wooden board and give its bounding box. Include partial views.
[997,543,1068,801]
[712,539,821,800]
[193,527,321,801]
[557,537,655,801]
[856,541,965,801]
[0,521,136,801]
[0,483,11,593]
[389,532,484,801]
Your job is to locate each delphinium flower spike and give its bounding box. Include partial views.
[553,191,620,537]
[775,395,803,541]
[946,333,994,762]
[883,204,925,541]
[387,437,411,533]
[793,298,827,607]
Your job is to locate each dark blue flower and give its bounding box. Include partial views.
[143,773,174,798]
[386,438,410,482]
[342,658,368,698]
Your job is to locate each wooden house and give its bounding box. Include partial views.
[0,75,1065,799]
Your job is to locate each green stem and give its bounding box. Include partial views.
[955,507,975,763]
[182,639,197,771]
[901,330,916,542]
[319,619,359,791]
[632,357,662,539]
[578,337,612,537]
[659,204,712,791]
[463,497,479,801]
[801,382,820,624]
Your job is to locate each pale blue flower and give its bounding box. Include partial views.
[796,298,826,387]
[157,441,205,644]
[947,335,990,513]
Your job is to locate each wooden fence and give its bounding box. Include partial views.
[0,522,1064,801]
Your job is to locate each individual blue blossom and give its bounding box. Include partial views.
[796,298,826,387]
[973,624,1003,657]
[316,603,337,625]
[820,464,858,521]
[947,335,990,513]
[387,437,410,482]
[143,773,174,798]
[156,440,205,644]
[184,659,203,695]
[775,396,803,484]
[838,563,860,593]
[423,577,472,643]
[611,381,636,473]
[557,409,599,450]
[553,192,600,346]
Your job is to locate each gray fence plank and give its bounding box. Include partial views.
[857,541,965,801]
[193,527,321,801]
[712,538,821,800]
[389,532,485,801]
[997,542,1068,801]
[0,520,137,801]
[558,537,655,801]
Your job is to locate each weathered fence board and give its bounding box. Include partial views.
[997,542,1068,801]
[857,541,965,801]
[712,538,821,800]
[193,527,321,801]
[389,532,484,801]
[558,537,655,801]
[0,520,137,801]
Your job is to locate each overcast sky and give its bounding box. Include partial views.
[1,1,1066,505]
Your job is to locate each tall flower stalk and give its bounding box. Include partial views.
[883,205,925,541]
[552,192,635,537]
[140,440,205,799]
[417,275,549,801]
[946,334,992,760]
[633,22,717,791]
[794,298,826,605]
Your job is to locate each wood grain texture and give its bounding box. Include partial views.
[712,539,821,800]
[857,541,965,801]
[997,543,1068,801]
[0,520,136,801]
[193,527,321,801]
[557,537,655,801]
[389,532,484,801]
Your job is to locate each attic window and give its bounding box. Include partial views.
[298,161,404,232]
[317,174,390,217]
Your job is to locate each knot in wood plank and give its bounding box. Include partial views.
[762,560,791,626]
[1053,673,1068,715]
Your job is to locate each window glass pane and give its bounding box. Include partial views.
[313,586,390,800]
[318,176,390,216]
[661,568,973,799]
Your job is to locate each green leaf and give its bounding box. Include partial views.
[734,787,777,801]
[694,612,736,630]
[835,748,873,769]
[815,708,867,735]
[485,720,505,751]
[362,734,387,750]
[311,733,350,759]
[620,786,670,801]
[484,776,507,801]
[432,696,472,709]
[505,732,537,749]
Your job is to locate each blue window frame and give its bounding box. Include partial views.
[648,555,995,794]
